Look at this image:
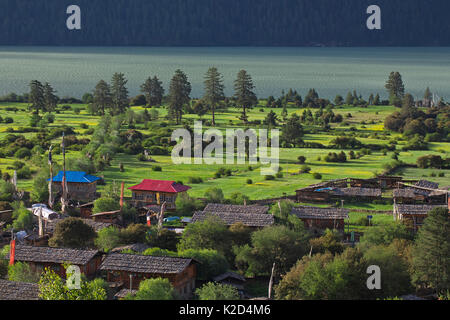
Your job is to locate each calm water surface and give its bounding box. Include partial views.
[0,47,449,100]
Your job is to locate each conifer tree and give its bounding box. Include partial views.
[412,207,450,295]
[203,67,225,126]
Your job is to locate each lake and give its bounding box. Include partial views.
[1,46,450,100]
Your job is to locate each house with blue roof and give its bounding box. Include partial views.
[48,171,101,202]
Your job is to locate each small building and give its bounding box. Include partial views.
[213,272,246,292]
[114,288,137,300]
[77,202,95,218]
[7,245,102,278]
[394,180,448,204]
[296,185,381,203]
[99,253,197,298]
[0,279,40,300]
[377,175,405,189]
[192,211,274,228]
[48,171,101,203]
[331,187,382,201]
[291,206,349,231]
[128,179,191,210]
[393,204,447,231]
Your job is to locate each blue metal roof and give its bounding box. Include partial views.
[48,171,101,184]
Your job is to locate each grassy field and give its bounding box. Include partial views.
[1,102,449,200]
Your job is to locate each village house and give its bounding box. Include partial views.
[291,206,349,232]
[128,179,191,210]
[99,253,197,298]
[7,245,102,278]
[393,204,448,231]
[393,180,449,204]
[213,272,246,292]
[191,203,273,228]
[48,171,101,203]
[0,279,40,300]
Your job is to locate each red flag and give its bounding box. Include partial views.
[9,239,15,266]
[120,182,125,209]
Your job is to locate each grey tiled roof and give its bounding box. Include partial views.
[213,272,246,283]
[0,280,39,300]
[192,211,274,227]
[291,206,349,220]
[6,245,99,265]
[331,188,382,197]
[100,253,193,274]
[414,180,439,190]
[114,289,137,299]
[395,204,447,216]
[203,203,269,215]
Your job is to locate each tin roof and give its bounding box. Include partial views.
[48,171,101,184]
[128,180,191,193]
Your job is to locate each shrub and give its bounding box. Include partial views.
[246,179,253,184]
[312,172,322,179]
[196,282,240,300]
[187,177,203,184]
[299,165,311,173]
[14,148,32,159]
[264,175,275,180]
[151,165,162,172]
[297,156,306,164]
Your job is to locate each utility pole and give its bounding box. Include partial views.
[48,145,53,209]
[268,262,276,299]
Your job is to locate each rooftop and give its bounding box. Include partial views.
[330,187,382,197]
[48,171,101,184]
[203,203,269,215]
[129,179,191,193]
[192,211,274,227]
[414,180,439,190]
[100,253,194,274]
[213,272,246,283]
[6,245,100,266]
[0,280,39,300]
[394,204,447,216]
[291,206,349,220]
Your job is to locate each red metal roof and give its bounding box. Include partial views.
[128,179,191,193]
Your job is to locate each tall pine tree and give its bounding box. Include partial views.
[233,70,257,124]
[203,67,225,126]
[412,207,450,295]
[168,69,191,124]
[111,73,129,115]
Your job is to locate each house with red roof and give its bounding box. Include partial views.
[128,179,191,210]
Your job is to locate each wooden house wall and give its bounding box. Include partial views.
[296,191,330,202]
[131,190,183,209]
[52,181,97,202]
[25,255,101,279]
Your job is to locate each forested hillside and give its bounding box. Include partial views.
[0,0,448,46]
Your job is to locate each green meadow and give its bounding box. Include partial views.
[0,102,449,200]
